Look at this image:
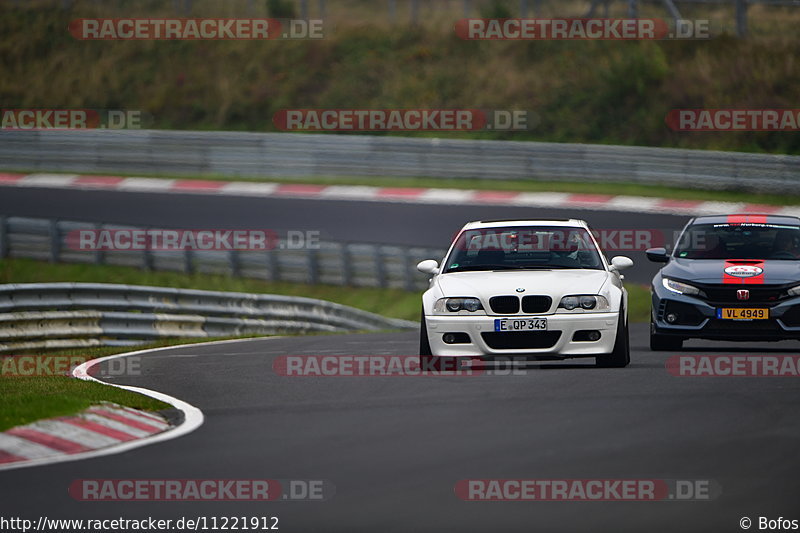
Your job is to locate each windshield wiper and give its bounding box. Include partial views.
[445,264,582,273]
[445,265,516,272]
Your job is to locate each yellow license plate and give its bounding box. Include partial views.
[716,308,769,320]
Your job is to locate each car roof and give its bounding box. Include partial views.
[463,219,589,230]
[689,214,800,226]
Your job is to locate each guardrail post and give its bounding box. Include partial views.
[0,216,7,259]
[49,219,61,263]
[374,245,387,288]
[183,248,194,274]
[342,243,353,286]
[142,227,153,271]
[142,249,153,270]
[267,248,279,281]
[229,249,241,277]
[94,222,104,265]
[308,247,320,284]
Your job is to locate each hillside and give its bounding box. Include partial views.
[1,2,799,154]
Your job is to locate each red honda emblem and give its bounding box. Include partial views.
[737,289,750,301]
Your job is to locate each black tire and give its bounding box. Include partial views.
[649,331,683,351]
[649,318,684,351]
[596,304,630,368]
[419,311,432,357]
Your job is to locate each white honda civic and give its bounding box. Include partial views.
[417,219,633,367]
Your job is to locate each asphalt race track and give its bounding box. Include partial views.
[3,186,798,532]
[2,326,799,532]
[0,186,688,283]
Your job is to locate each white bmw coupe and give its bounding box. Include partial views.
[417,219,633,368]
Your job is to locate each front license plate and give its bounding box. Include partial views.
[716,308,769,320]
[495,318,548,331]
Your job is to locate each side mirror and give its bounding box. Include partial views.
[610,256,634,271]
[645,247,670,263]
[416,259,440,275]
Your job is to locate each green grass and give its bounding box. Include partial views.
[627,285,651,324]
[0,376,170,432]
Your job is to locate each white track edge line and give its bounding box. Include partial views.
[0,336,280,472]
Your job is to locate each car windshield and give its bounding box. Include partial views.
[674,222,800,260]
[443,226,604,273]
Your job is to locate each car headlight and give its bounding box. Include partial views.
[557,295,610,312]
[788,284,800,297]
[434,297,484,313]
[662,278,703,296]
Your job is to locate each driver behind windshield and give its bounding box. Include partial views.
[772,230,800,258]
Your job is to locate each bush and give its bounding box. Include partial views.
[480,0,514,18]
[267,0,295,18]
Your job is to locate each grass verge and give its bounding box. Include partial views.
[0,375,170,433]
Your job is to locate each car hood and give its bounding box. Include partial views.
[436,270,610,300]
[661,258,800,285]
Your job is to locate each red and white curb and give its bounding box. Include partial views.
[1,172,797,217]
[0,403,170,466]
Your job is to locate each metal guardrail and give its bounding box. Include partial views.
[1,129,798,193]
[0,216,446,292]
[0,283,416,353]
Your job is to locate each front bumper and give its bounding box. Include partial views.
[651,282,800,341]
[424,312,619,358]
